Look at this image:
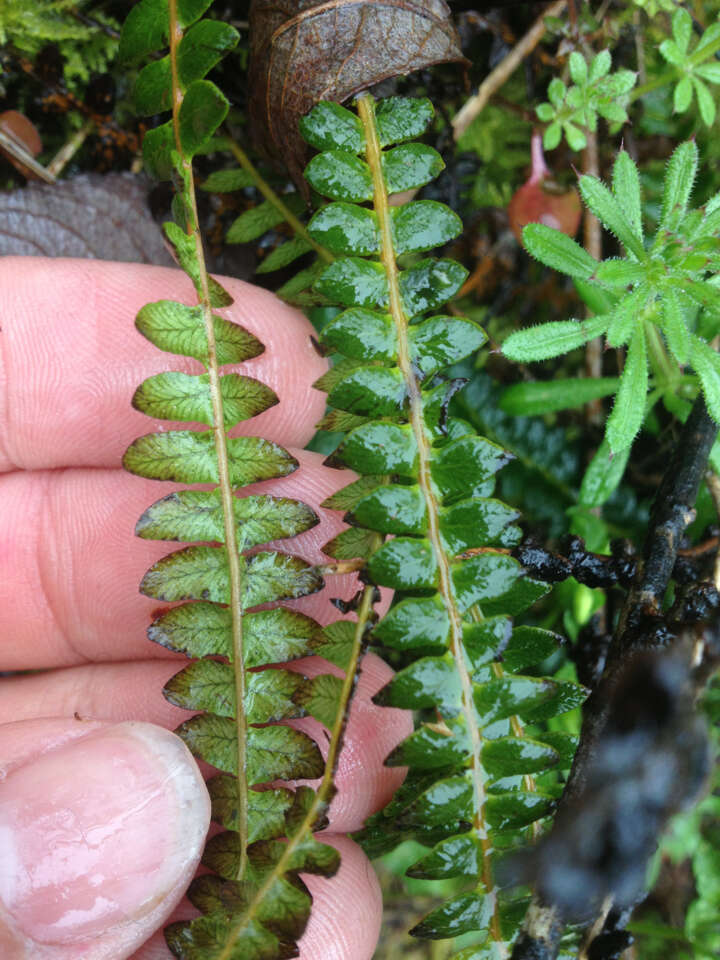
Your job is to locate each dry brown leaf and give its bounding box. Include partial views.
[0,173,174,265]
[248,0,466,192]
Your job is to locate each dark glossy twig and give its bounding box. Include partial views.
[512,395,719,960]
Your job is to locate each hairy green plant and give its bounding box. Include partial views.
[119,2,374,957]
[658,7,720,126]
[501,141,720,464]
[632,0,680,15]
[536,50,637,152]
[299,93,588,957]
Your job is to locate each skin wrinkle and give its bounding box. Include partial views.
[39,469,91,666]
[0,260,327,473]
[0,258,411,958]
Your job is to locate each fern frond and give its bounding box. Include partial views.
[120,2,375,956]
[301,93,588,957]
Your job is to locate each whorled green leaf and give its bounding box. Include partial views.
[594,259,647,287]
[579,174,646,260]
[579,439,630,508]
[522,223,598,279]
[606,286,648,348]
[501,316,609,363]
[606,325,648,453]
[612,150,643,243]
[500,377,619,416]
[692,336,720,423]
[660,140,699,230]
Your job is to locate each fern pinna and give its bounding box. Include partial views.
[302,94,588,957]
[119,2,372,957]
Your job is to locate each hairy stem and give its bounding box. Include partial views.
[168,0,249,879]
[358,92,504,946]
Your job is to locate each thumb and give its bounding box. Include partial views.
[0,719,209,960]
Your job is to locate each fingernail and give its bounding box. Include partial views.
[0,722,210,946]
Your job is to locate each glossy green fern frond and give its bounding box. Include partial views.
[120,3,374,957]
[301,94,588,957]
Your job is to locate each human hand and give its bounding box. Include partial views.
[0,258,411,960]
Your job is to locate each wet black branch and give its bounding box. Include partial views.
[511,396,719,960]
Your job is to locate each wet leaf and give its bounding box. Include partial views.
[248,0,464,190]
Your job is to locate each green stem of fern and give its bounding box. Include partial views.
[357,92,505,949]
[215,582,377,959]
[168,0,249,880]
[225,136,335,264]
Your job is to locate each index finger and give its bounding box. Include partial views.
[0,257,327,473]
